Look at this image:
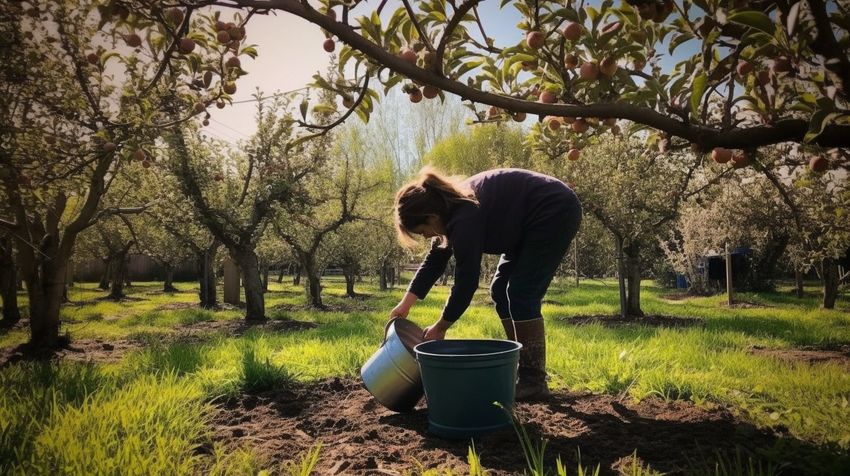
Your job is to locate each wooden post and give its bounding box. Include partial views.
[223,257,240,305]
[725,242,734,306]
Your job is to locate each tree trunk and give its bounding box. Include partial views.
[624,242,644,317]
[750,234,789,291]
[277,265,285,283]
[795,269,804,298]
[108,247,131,300]
[233,248,266,321]
[298,254,323,308]
[823,257,839,309]
[344,268,356,298]
[292,262,301,286]
[261,262,270,292]
[195,246,218,308]
[17,234,67,349]
[390,265,397,287]
[98,259,111,290]
[379,262,388,291]
[163,264,177,292]
[0,237,21,326]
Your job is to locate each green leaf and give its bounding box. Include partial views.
[805,110,841,143]
[669,32,695,54]
[381,74,403,94]
[728,11,775,35]
[690,72,707,118]
[299,99,308,120]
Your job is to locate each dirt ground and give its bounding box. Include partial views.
[749,344,850,369]
[0,317,316,367]
[209,377,817,475]
[560,315,703,329]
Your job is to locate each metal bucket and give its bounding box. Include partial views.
[360,318,425,412]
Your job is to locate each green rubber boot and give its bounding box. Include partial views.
[513,318,550,401]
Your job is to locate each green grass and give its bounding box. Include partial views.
[1,276,848,473]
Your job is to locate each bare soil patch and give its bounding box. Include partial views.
[0,337,144,367]
[749,344,850,368]
[210,378,818,475]
[725,301,771,309]
[179,318,317,338]
[270,300,373,314]
[560,315,703,329]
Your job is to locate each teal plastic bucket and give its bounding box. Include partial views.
[414,339,522,439]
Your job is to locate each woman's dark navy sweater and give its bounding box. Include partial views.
[406,168,579,322]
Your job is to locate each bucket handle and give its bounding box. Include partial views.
[382,316,402,347]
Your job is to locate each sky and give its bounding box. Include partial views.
[204,0,698,147]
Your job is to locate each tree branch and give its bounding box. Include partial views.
[220,0,850,149]
[401,0,434,52]
[808,0,850,100]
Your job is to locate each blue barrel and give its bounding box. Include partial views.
[414,339,522,439]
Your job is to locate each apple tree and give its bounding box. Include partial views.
[0,0,252,347]
[272,128,380,307]
[554,136,708,316]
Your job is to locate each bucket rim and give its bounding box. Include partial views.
[414,339,522,359]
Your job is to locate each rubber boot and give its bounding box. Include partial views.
[513,318,550,401]
[500,318,516,341]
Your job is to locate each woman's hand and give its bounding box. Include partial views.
[423,319,452,341]
[389,303,410,319]
[389,292,419,320]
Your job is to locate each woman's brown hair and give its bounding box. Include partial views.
[394,166,478,247]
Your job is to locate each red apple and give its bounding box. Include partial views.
[736,60,754,77]
[526,31,545,49]
[223,82,237,94]
[229,27,245,41]
[178,38,196,54]
[711,148,732,164]
[580,62,599,80]
[564,54,578,69]
[399,48,418,63]
[600,57,618,77]
[409,88,423,103]
[226,56,241,69]
[567,148,581,161]
[124,33,142,48]
[809,155,829,172]
[562,22,582,41]
[217,30,231,44]
[546,116,561,131]
[86,53,99,65]
[539,90,557,104]
[572,119,589,133]
[422,85,440,99]
[488,106,502,119]
[512,112,526,122]
[166,8,184,25]
[323,38,335,52]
